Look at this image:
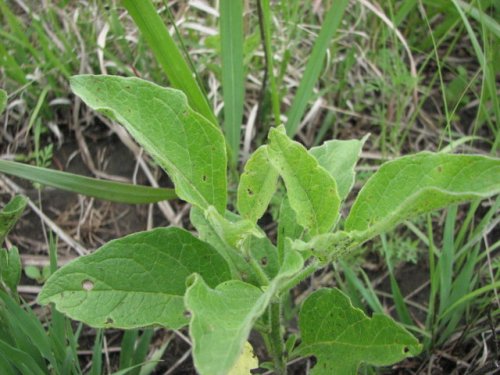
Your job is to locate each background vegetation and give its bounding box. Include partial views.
[0,0,499,373]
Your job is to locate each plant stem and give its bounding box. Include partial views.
[269,301,286,374]
[278,259,319,294]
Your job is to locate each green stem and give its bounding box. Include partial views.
[248,256,270,286]
[269,301,286,374]
[278,259,319,294]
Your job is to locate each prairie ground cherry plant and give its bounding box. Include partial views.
[1,0,500,374]
[32,76,500,375]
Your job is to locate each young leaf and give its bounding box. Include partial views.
[345,153,500,241]
[38,228,231,329]
[0,247,21,292]
[70,75,227,213]
[190,207,279,284]
[190,207,253,281]
[237,145,279,223]
[296,288,421,375]
[292,231,356,263]
[205,206,263,248]
[277,197,304,264]
[185,250,303,375]
[0,196,28,244]
[267,125,340,235]
[309,135,368,201]
[0,89,7,114]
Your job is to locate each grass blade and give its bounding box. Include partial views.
[258,0,282,127]
[220,0,245,164]
[122,0,216,125]
[0,160,176,204]
[285,0,349,135]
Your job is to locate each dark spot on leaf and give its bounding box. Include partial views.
[125,85,131,89]
[105,317,114,324]
[202,175,207,182]
[82,279,94,291]
[260,257,268,266]
[183,310,192,318]
[437,166,443,173]
[247,188,254,196]
[403,346,409,354]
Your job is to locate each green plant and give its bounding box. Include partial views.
[35,75,500,374]
[0,196,167,375]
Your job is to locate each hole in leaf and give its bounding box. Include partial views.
[183,310,192,318]
[403,346,409,354]
[105,317,114,324]
[82,279,94,291]
[260,257,268,266]
[247,188,254,196]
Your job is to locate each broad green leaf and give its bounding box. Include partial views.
[309,135,368,201]
[228,342,258,375]
[0,247,21,292]
[237,146,279,223]
[297,288,421,375]
[345,153,500,241]
[220,0,245,162]
[0,89,7,114]
[0,196,28,244]
[122,0,216,125]
[190,207,279,285]
[267,125,340,235]
[185,250,303,375]
[38,227,231,329]
[70,75,227,213]
[0,160,176,204]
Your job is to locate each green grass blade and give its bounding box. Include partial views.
[450,0,500,150]
[0,89,7,114]
[122,0,216,125]
[285,0,349,135]
[259,0,282,127]
[437,206,457,315]
[0,160,176,204]
[456,0,500,39]
[440,281,500,319]
[220,0,245,163]
[381,234,413,326]
[90,330,103,375]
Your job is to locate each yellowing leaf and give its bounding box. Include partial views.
[228,342,259,375]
